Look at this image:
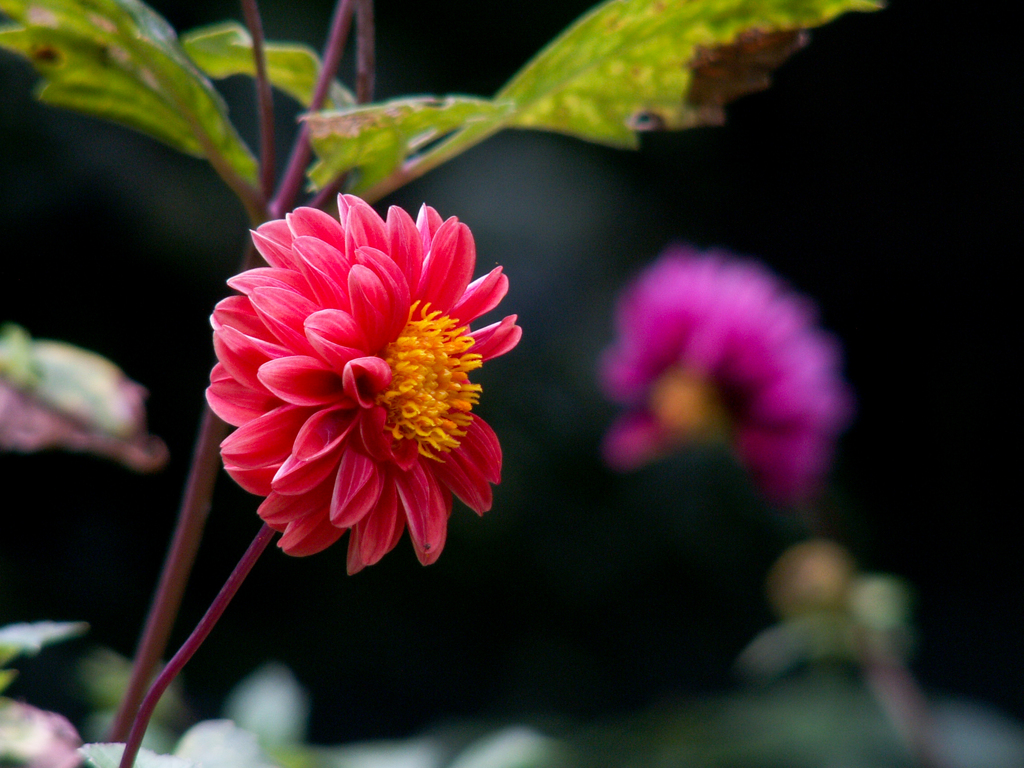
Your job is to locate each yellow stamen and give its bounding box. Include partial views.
[649,367,729,442]
[377,302,483,460]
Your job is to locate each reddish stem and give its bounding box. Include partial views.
[107,406,230,742]
[242,0,276,201]
[117,525,276,768]
[270,0,356,218]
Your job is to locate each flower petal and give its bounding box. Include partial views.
[330,448,384,527]
[342,356,392,408]
[600,410,666,471]
[291,235,350,310]
[220,404,312,469]
[258,356,345,406]
[286,206,346,251]
[259,483,333,527]
[278,513,345,556]
[249,287,319,356]
[396,461,449,565]
[212,295,277,341]
[450,267,508,324]
[415,203,444,249]
[224,464,277,496]
[386,205,423,293]
[341,195,389,258]
[228,267,310,297]
[417,217,475,311]
[348,264,391,352]
[213,324,290,392]
[272,408,354,495]
[469,315,522,361]
[460,416,502,484]
[304,309,369,369]
[251,220,298,269]
[357,404,394,463]
[347,479,401,574]
[433,446,493,515]
[207,363,280,426]
[354,246,411,343]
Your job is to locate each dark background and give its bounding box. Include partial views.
[1,0,1020,748]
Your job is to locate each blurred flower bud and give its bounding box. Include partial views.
[0,324,167,472]
[767,539,857,619]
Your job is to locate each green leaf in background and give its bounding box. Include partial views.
[304,96,512,192]
[0,621,88,665]
[222,663,310,751]
[80,743,196,768]
[0,621,87,695]
[181,22,354,110]
[497,0,882,147]
[0,669,17,694]
[174,721,279,768]
[0,0,257,184]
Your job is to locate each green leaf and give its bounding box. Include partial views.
[304,96,512,192]
[497,0,881,147]
[0,621,88,663]
[174,721,278,768]
[80,743,196,768]
[181,22,354,110]
[448,727,565,768]
[0,669,17,694]
[222,663,309,750]
[0,0,256,183]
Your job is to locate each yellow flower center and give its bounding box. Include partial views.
[648,367,730,443]
[377,302,483,460]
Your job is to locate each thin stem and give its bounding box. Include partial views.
[355,0,375,105]
[270,0,356,218]
[118,525,276,768]
[107,406,231,742]
[858,633,949,768]
[307,172,349,211]
[359,118,506,205]
[241,0,276,200]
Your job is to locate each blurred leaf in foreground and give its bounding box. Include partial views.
[0,0,257,184]
[0,621,88,666]
[0,324,168,472]
[181,22,354,110]
[0,699,82,768]
[81,743,195,768]
[222,663,309,752]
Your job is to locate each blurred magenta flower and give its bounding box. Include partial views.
[207,195,520,571]
[599,246,852,505]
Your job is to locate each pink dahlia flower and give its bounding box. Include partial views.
[207,195,521,571]
[599,246,853,505]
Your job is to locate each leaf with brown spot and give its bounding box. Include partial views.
[497,0,882,146]
[686,28,809,125]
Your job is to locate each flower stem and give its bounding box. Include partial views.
[117,524,276,768]
[107,405,231,742]
[241,0,276,201]
[355,0,375,105]
[858,632,950,768]
[270,0,356,218]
